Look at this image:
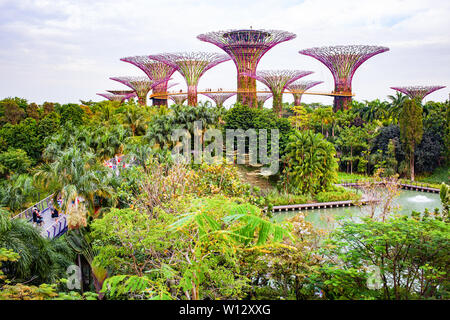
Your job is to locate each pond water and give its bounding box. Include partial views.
[273,190,443,230]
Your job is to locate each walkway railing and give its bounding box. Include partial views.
[11,194,68,239]
[337,178,441,193]
[44,216,68,239]
[12,194,54,221]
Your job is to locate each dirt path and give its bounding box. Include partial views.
[236,165,275,192]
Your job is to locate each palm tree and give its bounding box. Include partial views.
[282,130,338,195]
[387,92,407,123]
[35,146,114,228]
[0,208,74,284]
[145,115,175,149]
[91,125,130,161]
[122,105,147,136]
[0,174,36,213]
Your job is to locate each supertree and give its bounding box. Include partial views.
[287,80,323,106]
[97,93,131,103]
[106,90,134,95]
[256,93,273,108]
[299,45,389,111]
[148,52,230,106]
[390,85,446,101]
[201,92,236,107]
[242,70,313,116]
[197,29,296,108]
[120,56,178,106]
[109,76,167,106]
[106,90,136,101]
[169,94,188,105]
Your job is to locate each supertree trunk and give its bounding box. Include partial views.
[187,84,198,106]
[152,83,169,106]
[238,72,258,108]
[333,81,353,111]
[293,94,302,106]
[137,95,146,106]
[272,94,283,117]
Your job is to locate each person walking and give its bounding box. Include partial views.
[32,206,43,226]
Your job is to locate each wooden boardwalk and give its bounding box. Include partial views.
[265,197,377,213]
[338,181,440,194]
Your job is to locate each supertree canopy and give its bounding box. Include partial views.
[256,93,273,108]
[106,90,135,95]
[390,85,446,101]
[197,29,296,108]
[201,92,236,107]
[109,76,166,106]
[243,70,313,116]
[148,52,230,106]
[97,93,131,103]
[169,94,188,106]
[106,90,136,101]
[299,45,389,111]
[287,80,323,106]
[120,56,177,106]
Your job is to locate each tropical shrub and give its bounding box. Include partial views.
[281,130,338,196]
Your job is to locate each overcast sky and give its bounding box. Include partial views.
[0,0,449,107]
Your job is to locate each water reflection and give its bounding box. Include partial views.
[273,190,443,230]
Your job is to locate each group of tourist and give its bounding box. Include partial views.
[31,199,60,227]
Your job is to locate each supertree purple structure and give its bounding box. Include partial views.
[390,85,446,101]
[256,93,273,108]
[197,29,296,108]
[109,76,167,106]
[242,70,313,117]
[201,92,236,107]
[120,56,177,106]
[106,90,135,95]
[169,94,188,105]
[287,80,323,106]
[148,52,230,106]
[299,45,389,111]
[97,93,132,103]
[106,90,136,101]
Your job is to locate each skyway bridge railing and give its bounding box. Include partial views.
[150,89,355,99]
[12,194,55,221]
[12,193,68,239]
[338,178,441,193]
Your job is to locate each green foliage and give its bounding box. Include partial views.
[57,103,86,126]
[335,123,377,175]
[0,98,26,125]
[265,190,311,206]
[101,275,172,300]
[35,146,114,228]
[0,211,75,284]
[314,187,361,203]
[319,216,449,299]
[224,103,294,156]
[0,148,32,177]
[281,130,338,196]
[0,118,41,163]
[399,99,423,180]
[0,174,36,212]
[440,183,449,221]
